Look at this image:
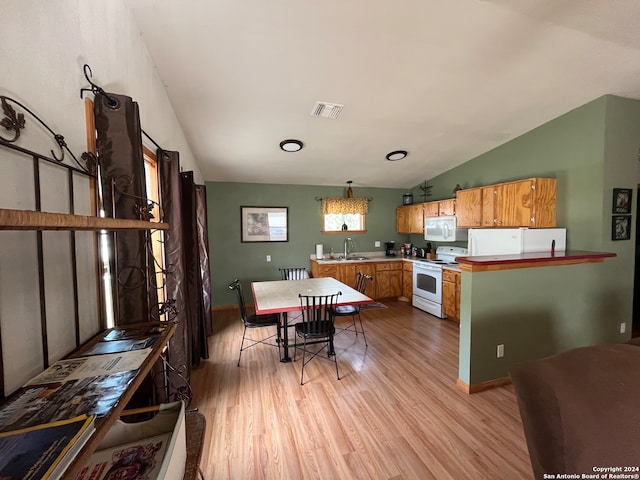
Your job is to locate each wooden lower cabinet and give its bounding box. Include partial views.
[357,263,377,298]
[376,262,402,299]
[442,269,461,322]
[310,260,377,298]
[402,261,413,300]
[335,263,356,286]
[311,262,337,279]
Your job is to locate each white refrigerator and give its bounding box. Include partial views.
[467,228,566,256]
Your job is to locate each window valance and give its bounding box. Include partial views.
[321,197,369,215]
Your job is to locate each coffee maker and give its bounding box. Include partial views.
[384,241,396,257]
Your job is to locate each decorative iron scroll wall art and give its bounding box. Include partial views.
[0,94,98,394]
[0,96,96,174]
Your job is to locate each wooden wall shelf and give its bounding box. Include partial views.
[0,208,168,231]
[61,322,176,479]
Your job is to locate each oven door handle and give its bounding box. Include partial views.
[414,264,442,272]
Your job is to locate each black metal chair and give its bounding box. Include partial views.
[279,267,309,280]
[330,272,372,346]
[294,292,342,385]
[228,279,281,366]
[279,268,308,323]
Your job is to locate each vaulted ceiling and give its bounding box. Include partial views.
[128,0,640,189]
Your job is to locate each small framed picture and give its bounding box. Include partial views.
[612,188,632,214]
[241,206,288,242]
[612,215,631,241]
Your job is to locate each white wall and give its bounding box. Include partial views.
[0,0,202,181]
[0,0,202,394]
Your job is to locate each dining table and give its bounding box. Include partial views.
[251,276,374,362]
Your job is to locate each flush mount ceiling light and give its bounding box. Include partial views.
[279,139,303,152]
[386,150,408,161]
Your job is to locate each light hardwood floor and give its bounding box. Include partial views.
[191,300,533,479]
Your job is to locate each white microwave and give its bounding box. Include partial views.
[425,215,469,242]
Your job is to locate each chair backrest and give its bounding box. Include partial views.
[228,279,248,323]
[298,292,342,326]
[279,268,309,280]
[354,272,373,294]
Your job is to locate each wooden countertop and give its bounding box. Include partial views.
[456,250,616,272]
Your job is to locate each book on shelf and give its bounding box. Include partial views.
[0,370,137,433]
[26,349,151,385]
[0,414,95,480]
[0,348,153,433]
[102,324,165,342]
[74,431,171,480]
[81,336,159,356]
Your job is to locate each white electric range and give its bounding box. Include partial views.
[412,246,468,318]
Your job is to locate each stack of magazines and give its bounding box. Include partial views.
[0,326,162,479]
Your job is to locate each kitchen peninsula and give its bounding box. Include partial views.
[455,249,617,394]
[456,250,616,272]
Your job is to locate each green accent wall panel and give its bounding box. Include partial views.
[430,94,640,386]
[459,263,625,384]
[205,182,407,306]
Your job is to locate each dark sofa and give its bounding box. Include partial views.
[510,338,640,479]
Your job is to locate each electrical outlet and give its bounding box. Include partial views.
[266,255,271,262]
[620,322,626,334]
[496,344,504,358]
[375,241,381,247]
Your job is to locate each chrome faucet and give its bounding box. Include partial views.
[344,237,353,258]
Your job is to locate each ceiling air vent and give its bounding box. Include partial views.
[310,101,344,119]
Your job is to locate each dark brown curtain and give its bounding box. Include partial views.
[94,92,158,326]
[181,171,210,365]
[157,150,190,392]
[195,184,213,336]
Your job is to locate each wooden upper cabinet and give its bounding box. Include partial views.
[396,206,409,233]
[396,204,424,234]
[409,204,424,233]
[438,199,456,216]
[457,178,556,228]
[494,178,556,227]
[455,188,482,227]
[494,180,532,227]
[481,186,496,227]
[529,178,556,227]
[423,201,439,218]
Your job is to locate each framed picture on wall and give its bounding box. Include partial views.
[612,188,632,214]
[612,215,631,241]
[241,206,288,242]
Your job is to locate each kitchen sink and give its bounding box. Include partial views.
[338,256,369,261]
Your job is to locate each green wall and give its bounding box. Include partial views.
[206,182,407,307]
[419,95,640,385]
[203,95,640,386]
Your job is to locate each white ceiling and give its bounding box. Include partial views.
[127,0,640,189]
